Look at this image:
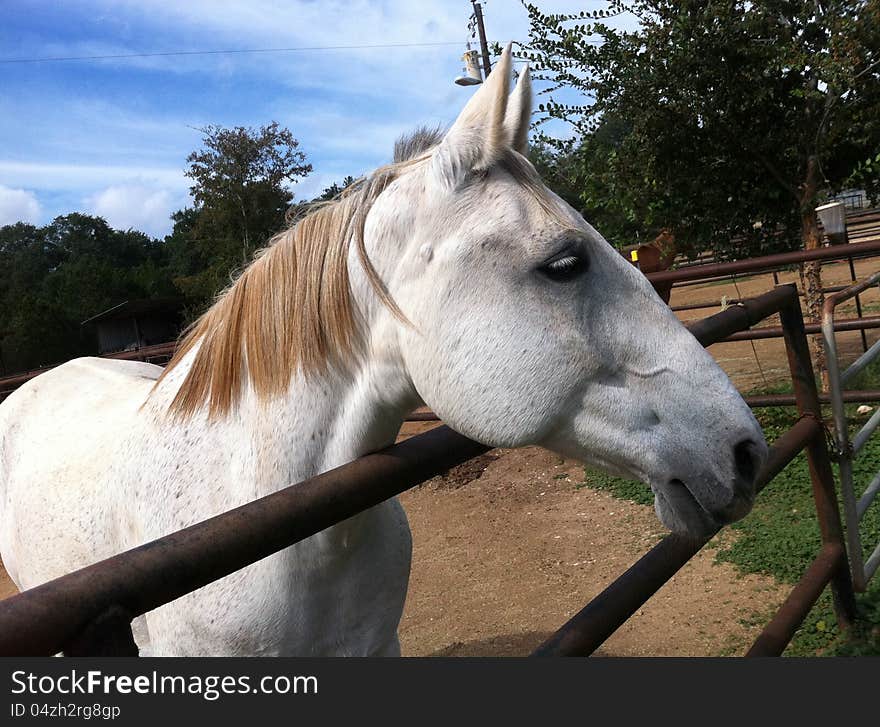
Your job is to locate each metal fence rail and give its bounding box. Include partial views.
[0,427,489,656]
[0,285,858,657]
[722,316,880,342]
[0,343,176,402]
[647,238,880,287]
[823,271,880,591]
[670,284,855,313]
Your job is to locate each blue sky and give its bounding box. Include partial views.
[0,1,624,237]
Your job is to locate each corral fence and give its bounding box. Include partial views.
[667,206,880,273]
[650,237,880,293]
[0,284,861,657]
[3,239,880,404]
[824,271,880,592]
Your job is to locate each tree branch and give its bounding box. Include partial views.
[752,152,800,202]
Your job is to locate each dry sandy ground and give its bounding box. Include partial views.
[397,429,785,657]
[0,561,15,601]
[675,257,880,391]
[0,260,876,655]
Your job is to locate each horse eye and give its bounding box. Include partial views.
[539,253,589,282]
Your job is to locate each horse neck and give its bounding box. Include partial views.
[153,320,419,499]
[151,191,422,497]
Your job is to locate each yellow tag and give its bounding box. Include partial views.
[630,250,639,262]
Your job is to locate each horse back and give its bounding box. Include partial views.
[0,357,161,590]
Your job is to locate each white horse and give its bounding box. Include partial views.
[0,47,766,656]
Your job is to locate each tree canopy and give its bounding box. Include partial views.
[169,122,312,303]
[519,0,880,259]
[0,122,322,374]
[0,214,174,373]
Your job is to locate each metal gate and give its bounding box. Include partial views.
[823,271,880,591]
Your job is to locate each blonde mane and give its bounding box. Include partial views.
[156,135,565,419]
[157,151,430,418]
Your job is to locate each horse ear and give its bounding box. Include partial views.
[433,43,514,186]
[504,64,531,155]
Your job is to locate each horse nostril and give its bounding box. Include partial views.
[733,439,759,485]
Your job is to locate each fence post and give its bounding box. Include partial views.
[777,284,858,630]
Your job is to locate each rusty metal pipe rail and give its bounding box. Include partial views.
[531,416,821,657]
[0,426,489,656]
[684,285,795,346]
[745,542,846,657]
[670,285,853,313]
[0,343,178,391]
[745,390,880,408]
[722,315,880,342]
[405,390,880,422]
[647,238,880,286]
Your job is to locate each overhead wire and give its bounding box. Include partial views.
[0,40,477,65]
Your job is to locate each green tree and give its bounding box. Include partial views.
[179,122,312,303]
[529,115,661,247]
[519,0,880,378]
[0,215,174,373]
[316,175,357,202]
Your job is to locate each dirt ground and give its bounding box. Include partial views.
[1,258,877,656]
[0,561,14,601]
[397,426,785,656]
[674,257,880,391]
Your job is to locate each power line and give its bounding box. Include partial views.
[0,40,476,65]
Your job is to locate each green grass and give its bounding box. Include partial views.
[577,359,880,656]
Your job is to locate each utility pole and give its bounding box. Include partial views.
[471,1,492,77]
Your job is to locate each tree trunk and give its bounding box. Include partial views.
[801,210,827,388]
[799,155,827,390]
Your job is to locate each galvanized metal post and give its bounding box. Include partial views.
[847,256,869,353]
[821,271,880,591]
[822,294,865,591]
[777,285,858,628]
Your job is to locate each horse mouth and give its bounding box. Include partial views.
[653,478,719,537]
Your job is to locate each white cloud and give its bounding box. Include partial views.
[0,160,188,192]
[86,184,178,237]
[0,185,42,226]
[2,1,641,237]
[292,169,355,202]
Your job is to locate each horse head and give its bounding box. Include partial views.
[160,45,766,539]
[362,46,767,537]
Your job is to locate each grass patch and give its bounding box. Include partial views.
[578,469,653,506]
[577,358,880,656]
